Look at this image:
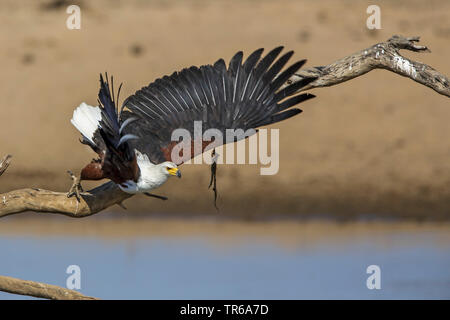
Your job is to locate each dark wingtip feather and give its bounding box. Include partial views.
[274,76,317,101]
[229,51,243,68]
[252,108,303,128]
[253,48,265,55]
[267,46,284,58]
[277,93,316,112]
[242,48,264,71]
[262,50,295,83]
[228,51,244,80]
[256,46,285,73]
[270,59,307,90]
[214,58,226,70]
[97,73,126,151]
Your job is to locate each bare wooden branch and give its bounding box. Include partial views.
[0,275,98,300]
[0,181,132,219]
[0,35,448,221]
[283,35,450,97]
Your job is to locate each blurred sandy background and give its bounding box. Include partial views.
[0,0,448,219]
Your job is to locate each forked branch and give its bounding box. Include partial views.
[283,35,449,97]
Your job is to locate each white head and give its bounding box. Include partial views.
[159,161,181,178]
[130,151,181,193]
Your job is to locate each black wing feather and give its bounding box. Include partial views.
[97,74,136,162]
[120,47,316,164]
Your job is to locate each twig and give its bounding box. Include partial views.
[0,154,12,177]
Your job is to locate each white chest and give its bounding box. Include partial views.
[118,150,169,194]
[136,169,169,191]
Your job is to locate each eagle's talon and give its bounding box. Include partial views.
[66,170,84,202]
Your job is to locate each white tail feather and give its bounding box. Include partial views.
[71,102,102,145]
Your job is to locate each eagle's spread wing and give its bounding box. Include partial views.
[119,47,316,165]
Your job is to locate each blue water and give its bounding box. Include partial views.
[1,231,449,299]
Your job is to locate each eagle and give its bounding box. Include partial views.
[69,47,316,204]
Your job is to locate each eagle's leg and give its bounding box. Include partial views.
[208,148,219,210]
[66,170,84,201]
[143,192,168,201]
[67,159,103,201]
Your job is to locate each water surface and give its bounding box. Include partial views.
[0,218,449,299]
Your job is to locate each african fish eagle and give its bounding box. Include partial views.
[70,47,316,202]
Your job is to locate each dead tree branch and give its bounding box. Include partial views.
[0,153,131,219]
[283,35,449,97]
[0,35,448,220]
[0,180,132,219]
[0,275,98,300]
[0,153,132,219]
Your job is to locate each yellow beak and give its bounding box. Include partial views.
[168,167,181,178]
